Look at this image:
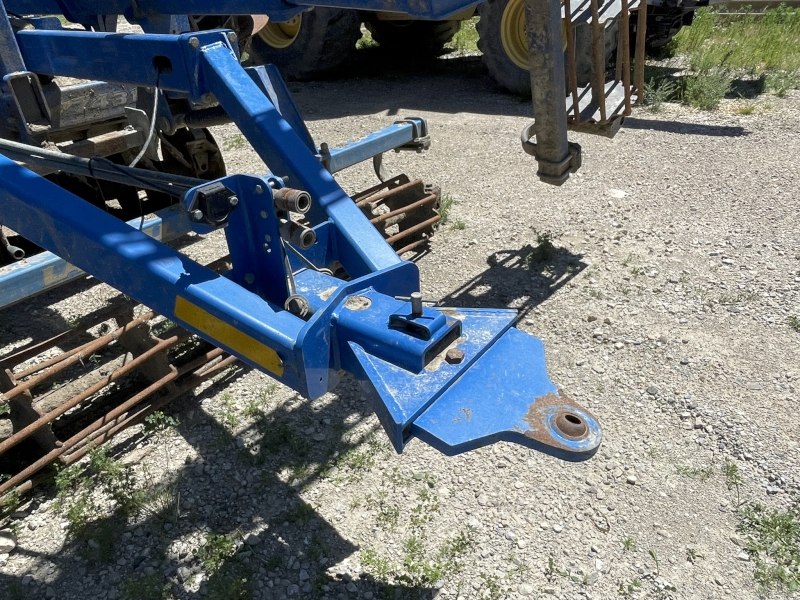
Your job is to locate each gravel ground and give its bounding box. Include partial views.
[1,55,799,600]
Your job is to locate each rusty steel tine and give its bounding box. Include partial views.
[564,0,581,121]
[621,0,632,114]
[394,238,432,256]
[589,0,607,123]
[385,215,441,245]
[354,178,423,207]
[0,329,188,456]
[2,310,155,401]
[64,351,232,465]
[63,355,237,468]
[0,367,180,495]
[1,302,134,373]
[369,193,438,225]
[634,0,647,103]
[0,347,228,496]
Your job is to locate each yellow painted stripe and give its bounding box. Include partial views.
[174,296,284,377]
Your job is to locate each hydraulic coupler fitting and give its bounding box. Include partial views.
[273,187,311,214]
[280,220,316,250]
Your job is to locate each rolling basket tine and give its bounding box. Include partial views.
[589,0,608,123]
[564,0,581,122]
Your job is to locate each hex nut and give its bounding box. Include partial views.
[445,348,465,364]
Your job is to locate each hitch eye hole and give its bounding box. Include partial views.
[554,411,588,439]
[153,56,173,74]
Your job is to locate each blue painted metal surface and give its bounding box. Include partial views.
[324,119,428,174]
[0,206,191,309]
[0,16,602,459]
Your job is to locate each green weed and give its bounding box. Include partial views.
[648,549,661,576]
[686,547,705,563]
[361,548,393,580]
[0,489,21,519]
[452,219,466,231]
[675,464,713,482]
[142,411,179,438]
[445,16,479,53]
[766,71,800,96]
[667,6,800,109]
[622,536,636,551]
[194,533,238,574]
[723,458,744,506]
[644,77,679,111]
[366,490,401,532]
[525,231,558,266]
[223,134,246,151]
[618,578,642,597]
[739,501,800,593]
[437,193,456,226]
[121,573,172,600]
[479,572,504,600]
[356,30,379,51]
[683,70,732,110]
[219,392,240,430]
[788,316,800,332]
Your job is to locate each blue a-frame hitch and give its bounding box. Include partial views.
[0,26,602,460]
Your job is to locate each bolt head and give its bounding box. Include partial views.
[445,348,465,365]
[228,196,239,207]
[227,31,238,43]
[190,209,204,221]
[188,36,200,48]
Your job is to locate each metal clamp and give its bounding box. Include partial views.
[393,117,431,153]
[521,120,582,186]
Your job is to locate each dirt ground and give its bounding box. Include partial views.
[1,54,799,600]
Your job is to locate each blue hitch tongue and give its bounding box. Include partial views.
[343,297,602,461]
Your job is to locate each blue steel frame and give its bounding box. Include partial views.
[0,21,601,460]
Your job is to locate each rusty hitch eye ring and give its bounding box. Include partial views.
[554,411,588,439]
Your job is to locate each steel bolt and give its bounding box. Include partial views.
[255,184,263,194]
[188,36,200,48]
[227,31,238,43]
[410,292,423,317]
[228,196,239,207]
[190,209,204,221]
[445,348,465,365]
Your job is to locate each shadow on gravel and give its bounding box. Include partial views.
[288,49,532,122]
[623,117,748,137]
[0,362,435,600]
[437,242,586,319]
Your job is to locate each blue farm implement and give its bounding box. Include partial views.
[0,0,643,499]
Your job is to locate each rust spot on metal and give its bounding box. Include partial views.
[554,411,588,438]
[521,390,597,451]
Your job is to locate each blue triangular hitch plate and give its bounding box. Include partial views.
[350,308,601,461]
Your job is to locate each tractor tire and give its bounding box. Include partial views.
[246,8,362,80]
[476,0,617,97]
[365,19,461,56]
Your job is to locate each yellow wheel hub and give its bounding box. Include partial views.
[500,0,568,70]
[258,15,303,49]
